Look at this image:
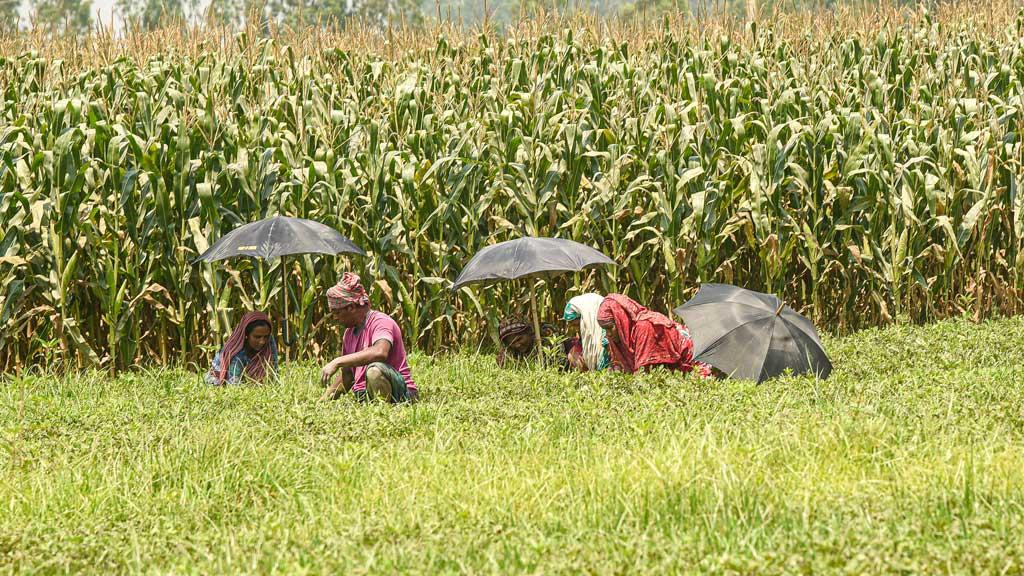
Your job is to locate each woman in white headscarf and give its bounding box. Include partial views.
[562,293,611,371]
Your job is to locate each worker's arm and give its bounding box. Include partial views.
[319,340,392,400]
[321,368,354,401]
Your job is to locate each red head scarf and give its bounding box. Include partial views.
[210,311,277,384]
[597,294,695,373]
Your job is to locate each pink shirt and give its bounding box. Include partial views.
[342,310,415,392]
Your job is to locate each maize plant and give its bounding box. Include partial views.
[1,2,1023,371]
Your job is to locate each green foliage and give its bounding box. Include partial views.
[619,0,692,18]
[1,6,1023,371]
[0,0,22,32]
[260,0,424,27]
[29,0,91,33]
[117,0,186,31]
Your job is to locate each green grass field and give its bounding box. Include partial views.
[2,315,1024,574]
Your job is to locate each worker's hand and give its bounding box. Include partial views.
[567,347,587,372]
[320,358,342,386]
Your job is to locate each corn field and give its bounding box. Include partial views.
[1,2,1023,372]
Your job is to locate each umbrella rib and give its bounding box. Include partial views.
[780,314,822,344]
[266,217,278,259]
[780,319,830,375]
[722,294,780,310]
[755,318,779,383]
[683,300,775,314]
[781,321,815,372]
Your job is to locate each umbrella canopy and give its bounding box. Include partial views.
[673,283,832,383]
[452,237,616,291]
[193,215,365,350]
[452,237,616,363]
[194,216,365,262]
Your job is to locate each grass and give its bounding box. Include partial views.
[2,315,1024,574]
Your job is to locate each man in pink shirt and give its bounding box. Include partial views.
[319,273,418,403]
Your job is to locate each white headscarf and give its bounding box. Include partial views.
[564,293,606,370]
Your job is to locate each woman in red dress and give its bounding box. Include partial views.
[596,294,712,377]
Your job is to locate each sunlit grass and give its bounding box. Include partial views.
[2,315,1023,573]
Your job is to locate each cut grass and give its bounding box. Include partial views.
[2,315,1024,574]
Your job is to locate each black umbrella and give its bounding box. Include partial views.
[194,216,366,347]
[452,237,617,353]
[673,283,832,383]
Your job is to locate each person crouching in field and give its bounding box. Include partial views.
[496,317,573,369]
[562,293,611,372]
[319,273,418,403]
[205,311,278,385]
[596,294,713,378]
[497,318,549,367]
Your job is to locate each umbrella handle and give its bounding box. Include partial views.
[529,282,544,367]
[280,256,296,349]
[282,317,295,347]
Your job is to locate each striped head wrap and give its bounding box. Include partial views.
[326,272,370,310]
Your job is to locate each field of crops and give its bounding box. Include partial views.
[2,315,1023,573]
[1,2,1023,371]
